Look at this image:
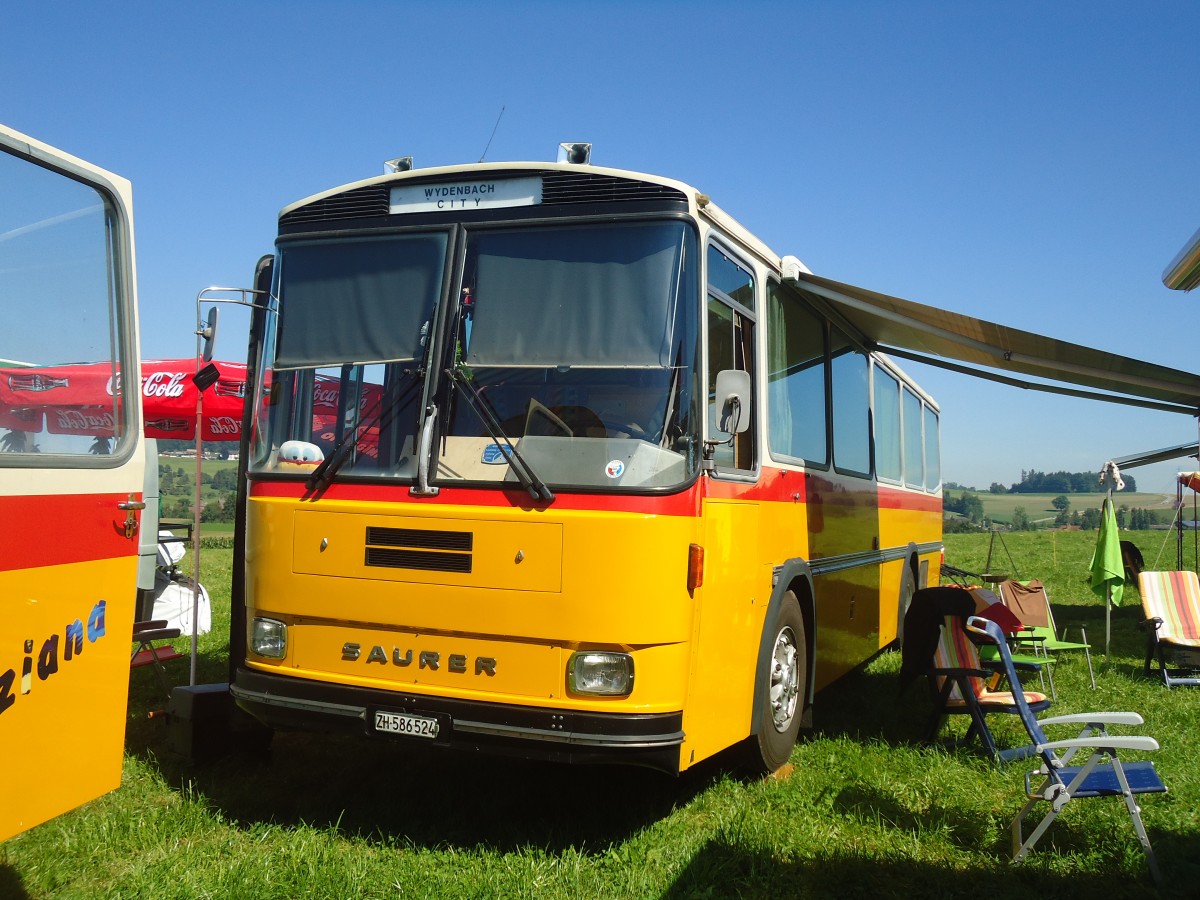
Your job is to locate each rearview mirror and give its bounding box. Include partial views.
[199,306,219,361]
[714,369,751,435]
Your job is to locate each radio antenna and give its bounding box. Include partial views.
[479,105,506,162]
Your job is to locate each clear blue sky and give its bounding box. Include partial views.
[3,1,1198,498]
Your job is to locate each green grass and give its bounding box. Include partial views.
[3,533,1198,898]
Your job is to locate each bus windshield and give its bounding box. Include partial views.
[252,219,701,492]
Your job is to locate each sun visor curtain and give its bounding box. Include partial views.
[275,234,447,369]
[464,222,686,368]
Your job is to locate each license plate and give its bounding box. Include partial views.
[374,710,440,739]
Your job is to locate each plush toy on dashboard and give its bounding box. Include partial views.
[276,440,325,472]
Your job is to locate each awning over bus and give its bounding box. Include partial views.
[790,272,1200,416]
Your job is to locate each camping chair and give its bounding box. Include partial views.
[998,579,1096,691]
[1136,570,1200,687]
[965,616,1165,887]
[131,619,183,699]
[927,612,1051,762]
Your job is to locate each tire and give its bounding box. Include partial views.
[895,564,916,648]
[746,591,807,775]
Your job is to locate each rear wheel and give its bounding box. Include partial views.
[895,564,916,648]
[746,591,807,774]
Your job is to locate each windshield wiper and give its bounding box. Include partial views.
[445,366,555,503]
[306,375,420,492]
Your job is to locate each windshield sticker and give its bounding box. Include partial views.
[605,459,625,479]
[482,443,514,465]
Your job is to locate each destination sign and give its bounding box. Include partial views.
[390,176,542,214]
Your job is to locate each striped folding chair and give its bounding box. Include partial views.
[928,614,1051,761]
[1137,570,1200,687]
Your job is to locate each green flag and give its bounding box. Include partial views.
[1090,497,1124,606]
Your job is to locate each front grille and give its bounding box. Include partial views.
[365,547,472,573]
[540,171,687,205]
[366,527,472,551]
[279,170,689,227]
[280,184,390,225]
[364,526,473,573]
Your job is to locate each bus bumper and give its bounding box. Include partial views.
[231,668,685,774]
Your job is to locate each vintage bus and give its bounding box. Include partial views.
[0,124,145,839]
[231,148,942,774]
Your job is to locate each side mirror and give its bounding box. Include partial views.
[199,306,219,361]
[714,369,751,435]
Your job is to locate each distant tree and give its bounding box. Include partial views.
[989,482,1007,494]
[212,469,239,491]
[162,497,192,520]
[1052,495,1070,512]
[1011,506,1031,531]
[1081,507,1101,530]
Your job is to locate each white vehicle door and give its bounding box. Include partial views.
[0,123,145,841]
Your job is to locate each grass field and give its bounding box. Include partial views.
[956,491,1176,527]
[3,531,1198,898]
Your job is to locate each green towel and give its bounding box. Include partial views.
[1090,498,1124,606]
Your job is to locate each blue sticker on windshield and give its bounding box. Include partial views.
[482,443,513,465]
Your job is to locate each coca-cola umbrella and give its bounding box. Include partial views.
[0,358,248,442]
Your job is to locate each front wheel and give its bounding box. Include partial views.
[745,591,807,775]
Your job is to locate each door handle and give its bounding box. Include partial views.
[117,495,145,538]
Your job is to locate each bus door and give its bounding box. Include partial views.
[0,124,144,841]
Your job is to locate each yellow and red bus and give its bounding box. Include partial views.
[0,124,145,838]
[231,148,942,774]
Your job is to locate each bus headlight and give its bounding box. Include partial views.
[567,651,634,696]
[250,617,287,658]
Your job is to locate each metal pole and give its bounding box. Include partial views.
[191,330,202,686]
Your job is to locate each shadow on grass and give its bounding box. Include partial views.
[0,865,32,900]
[659,834,1167,900]
[125,647,723,855]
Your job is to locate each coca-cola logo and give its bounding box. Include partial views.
[313,385,339,410]
[55,409,115,430]
[141,371,187,398]
[208,416,240,436]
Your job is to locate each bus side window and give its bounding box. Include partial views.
[924,403,941,491]
[766,280,827,466]
[706,244,755,472]
[874,366,902,482]
[830,326,870,477]
[902,387,925,489]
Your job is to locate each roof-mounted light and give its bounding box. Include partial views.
[557,142,592,165]
[384,156,414,174]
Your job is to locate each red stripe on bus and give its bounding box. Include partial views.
[703,467,806,503]
[0,493,139,572]
[877,485,943,512]
[250,480,704,516]
[249,470,943,516]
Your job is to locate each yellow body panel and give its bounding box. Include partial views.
[245,469,940,771]
[0,557,136,841]
[248,497,698,717]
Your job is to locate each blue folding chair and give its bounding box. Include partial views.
[965,616,1166,887]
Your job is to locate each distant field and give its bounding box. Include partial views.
[954,490,1175,525]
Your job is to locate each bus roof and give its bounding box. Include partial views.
[277,160,790,274]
